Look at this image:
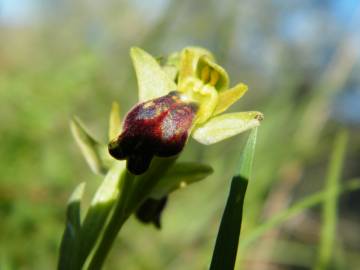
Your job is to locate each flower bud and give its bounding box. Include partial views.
[135,196,168,229]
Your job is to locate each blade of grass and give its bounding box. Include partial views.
[314,130,348,270]
[238,178,360,251]
[210,128,258,270]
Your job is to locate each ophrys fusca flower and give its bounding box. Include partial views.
[108,47,263,175]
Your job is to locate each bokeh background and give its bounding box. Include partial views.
[1,0,360,269]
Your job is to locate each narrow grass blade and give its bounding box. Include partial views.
[239,178,360,251]
[58,182,85,270]
[315,130,348,270]
[210,128,258,270]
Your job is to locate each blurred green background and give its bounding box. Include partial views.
[1,0,360,269]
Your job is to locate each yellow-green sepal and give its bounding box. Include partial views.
[213,83,248,116]
[192,111,264,145]
[108,101,122,141]
[130,47,177,102]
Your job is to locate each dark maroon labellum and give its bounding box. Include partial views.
[108,91,198,175]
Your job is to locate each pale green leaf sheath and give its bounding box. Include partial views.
[130,47,177,101]
[58,182,85,270]
[192,111,264,145]
[78,162,126,268]
[70,118,109,175]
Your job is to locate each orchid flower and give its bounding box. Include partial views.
[109,47,263,174]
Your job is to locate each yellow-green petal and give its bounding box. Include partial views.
[178,47,214,89]
[108,101,122,141]
[197,55,229,91]
[192,111,264,145]
[213,83,248,116]
[130,47,177,101]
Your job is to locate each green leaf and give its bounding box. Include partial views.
[70,117,110,175]
[130,47,177,102]
[77,162,126,268]
[58,182,86,270]
[192,111,263,145]
[108,101,122,141]
[213,83,248,116]
[315,130,348,270]
[149,162,213,199]
[239,178,360,251]
[210,127,258,270]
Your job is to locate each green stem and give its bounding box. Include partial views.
[87,157,177,269]
[88,170,135,270]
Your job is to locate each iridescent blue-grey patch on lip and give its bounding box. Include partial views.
[135,103,157,120]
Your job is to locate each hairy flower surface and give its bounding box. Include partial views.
[109,91,197,174]
[108,47,264,175]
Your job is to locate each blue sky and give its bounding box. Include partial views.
[0,0,37,25]
[1,0,359,26]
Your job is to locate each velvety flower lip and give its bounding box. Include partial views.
[109,91,198,175]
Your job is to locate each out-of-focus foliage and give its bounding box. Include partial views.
[1,0,360,269]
